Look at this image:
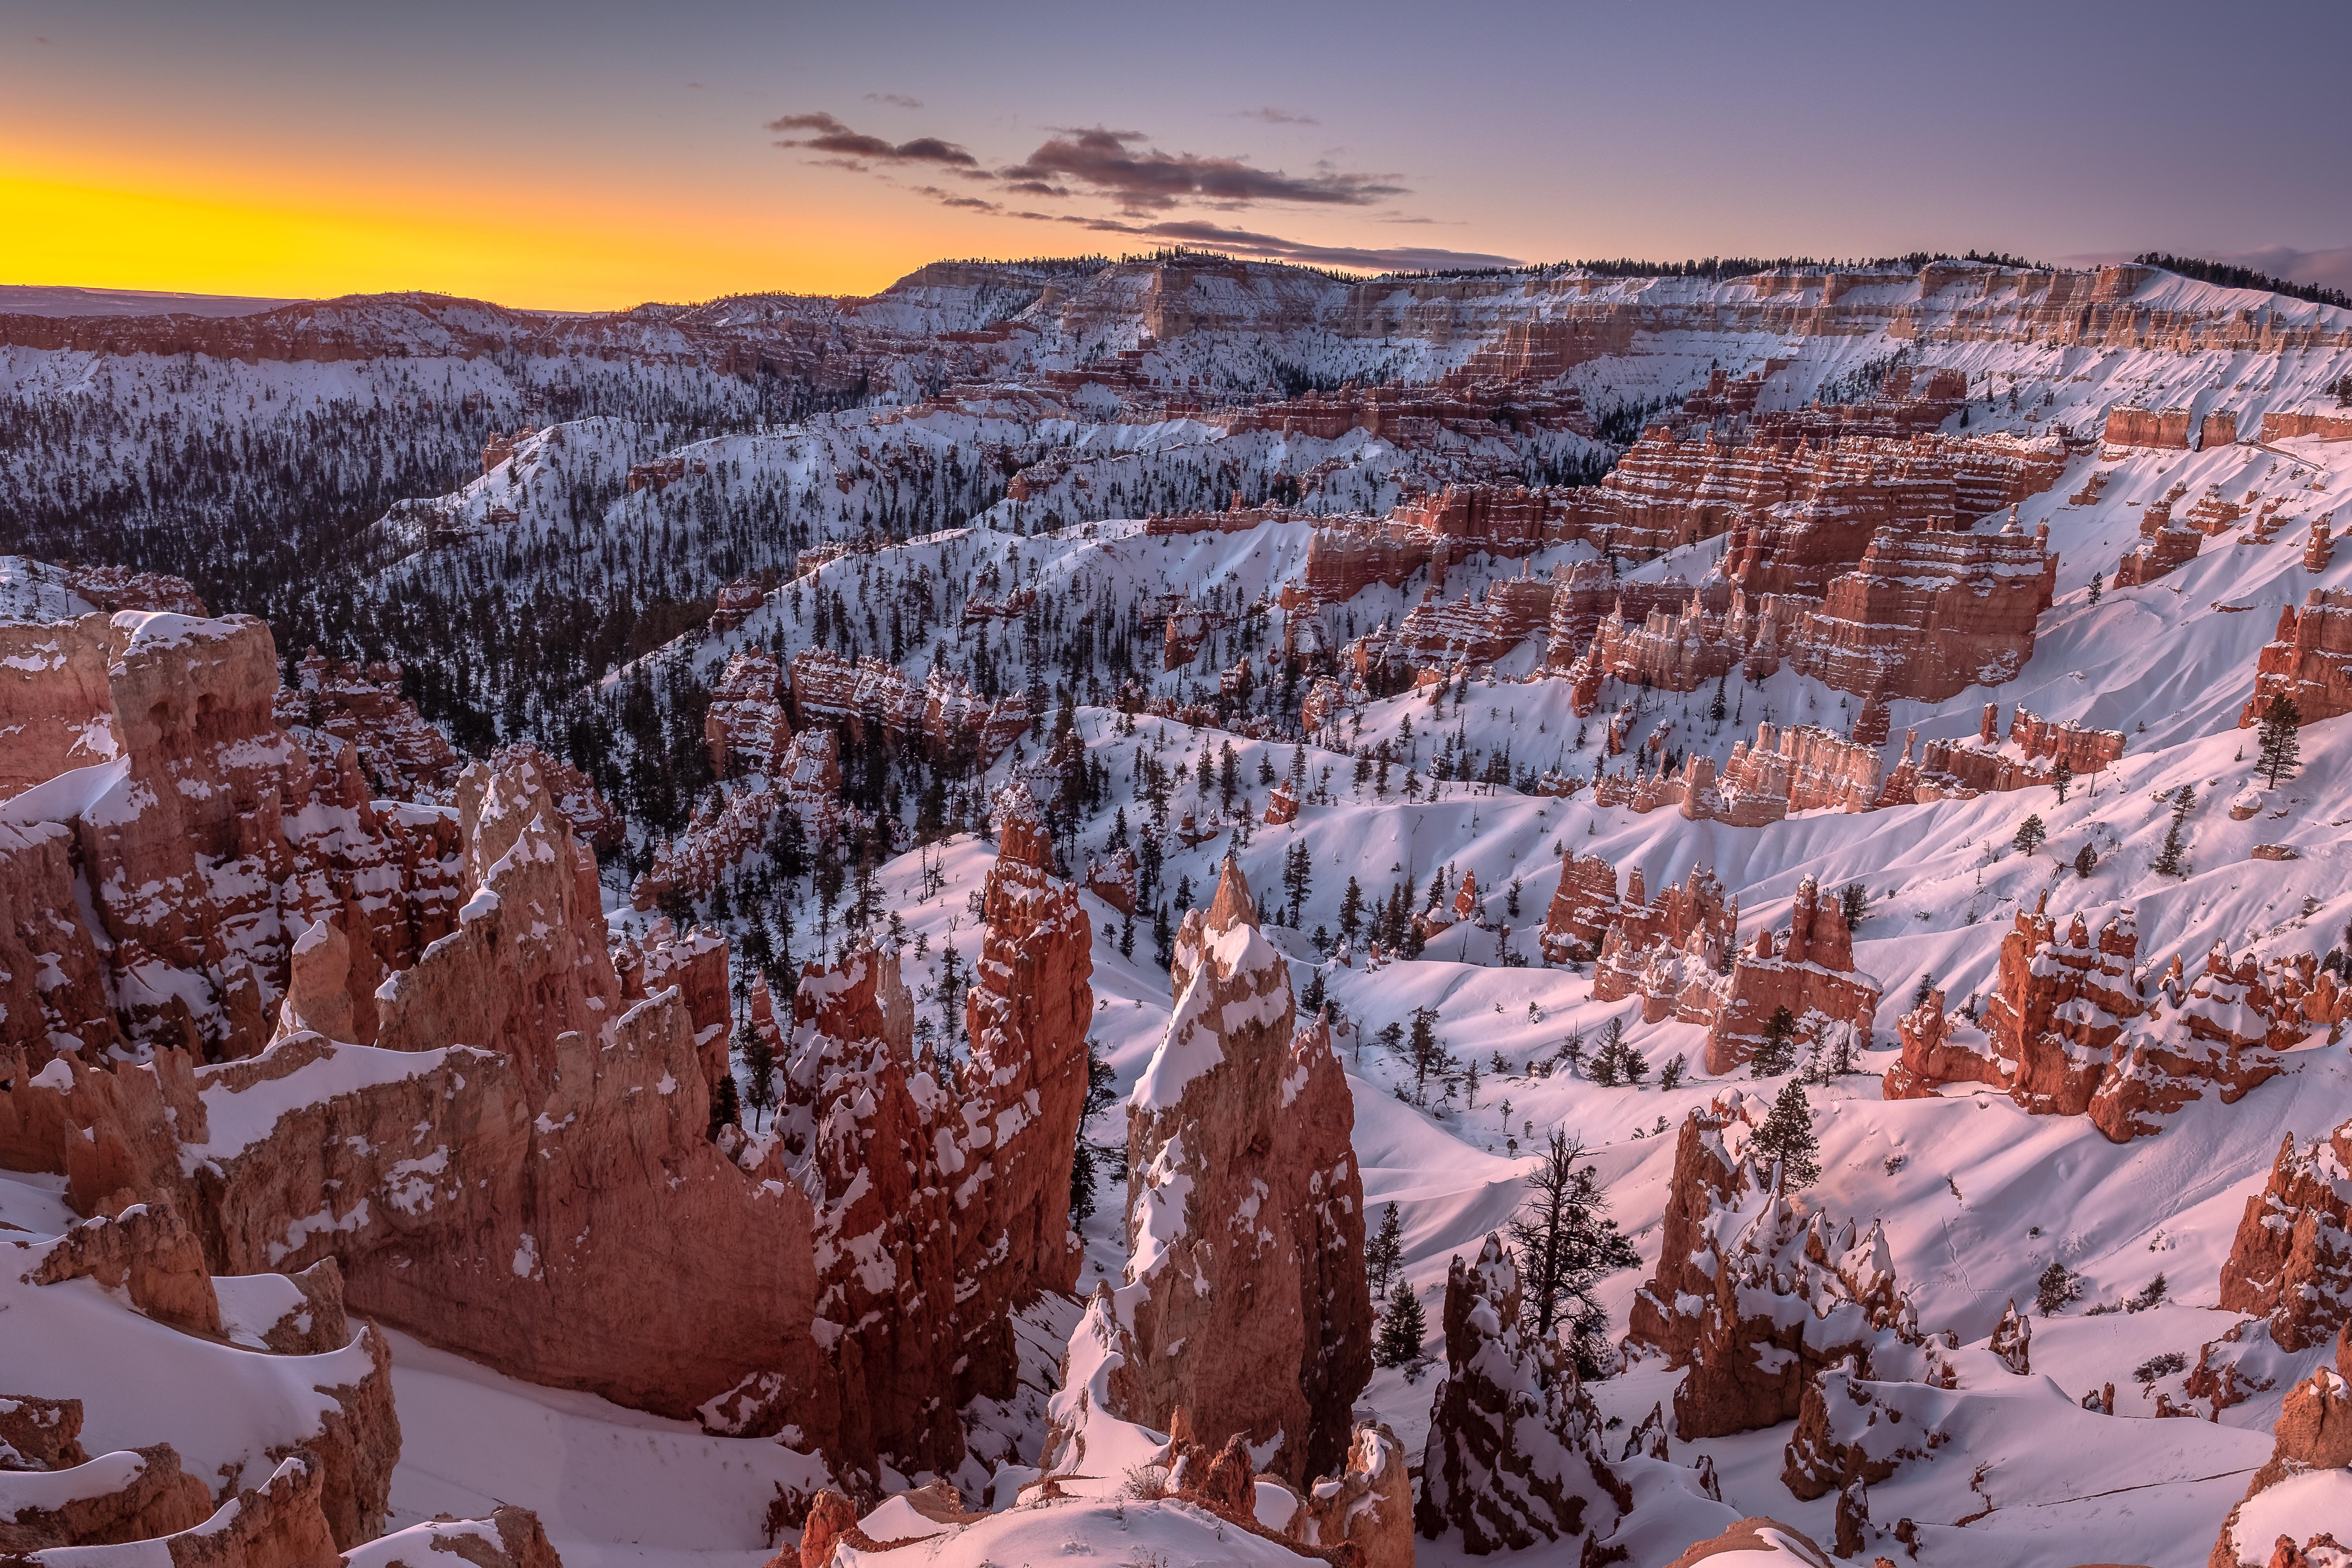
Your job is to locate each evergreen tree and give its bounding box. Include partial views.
[1506,1131,1639,1376]
[2074,842,2097,880]
[1069,1038,1120,1224]
[1752,1080,1821,1190]
[1374,1283,1427,1368]
[1366,1202,1405,1301]
[2257,694,2302,786]
[2087,569,2103,608]
[2035,1260,2083,1316]
[2014,813,2047,857]
[1751,1005,1800,1077]
[1338,875,1365,942]
[1838,882,1868,927]
[1395,1005,1451,1104]
[707,1060,741,1138]
[2153,784,2195,875]
[2052,755,2072,804]
[738,1022,778,1133]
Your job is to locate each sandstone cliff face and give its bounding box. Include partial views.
[2240,588,2352,728]
[729,782,1091,1478]
[2,752,841,1467]
[0,605,462,1065]
[2219,1120,2352,1352]
[1414,1234,1627,1552]
[1114,856,1372,1486]
[1703,878,1880,1076]
[273,651,459,804]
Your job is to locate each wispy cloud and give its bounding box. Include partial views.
[864,92,923,109]
[1232,106,1318,126]
[777,107,1490,273]
[767,111,978,168]
[999,127,1400,214]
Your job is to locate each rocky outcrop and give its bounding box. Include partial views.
[0,604,464,1064]
[612,919,733,1098]
[1626,1099,1765,1366]
[2103,406,2195,449]
[1662,1517,1833,1568]
[1296,1422,1412,1568]
[1779,513,2059,702]
[0,1444,214,1551]
[1,750,848,1470]
[788,648,1029,767]
[1114,855,1371,1486]
[2208,1325,2352,1568]
[274,651,461,803]
[1415,1235,1627,1553]
[1904,701,2126,800]
[1703,878,1880,1076]
[1886,898,2334,1139]
[629,783,780,912]
[0,1395,89,1472]
[734,782,1091,1477]
[1624,1104,1935,1441]
[2220,1120,2352,1351]
[706,650,793,778]
[2240,589,2352,729]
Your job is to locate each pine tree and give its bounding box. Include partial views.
[2014,813,2047,857]
[2257,694,2302,787]
[1374,1284,1427,1368]
[738,1023,778,1133]
[1752,1079,1821,1190]
[1506,1132,1640,1373]
[2035,1260,2083,1317]
[1659,1054,1686,1090]
[2052,755,2072,804]
[1751,1005,1800,1077]
[2087,569,2103,608]
[2153,784,2193,876]
[1366,1202,1404,1301]
[1339,875,1365,941]
[1839,882,1868,927]
[2073,843,2097,880]
[1069,1039,1119,1224]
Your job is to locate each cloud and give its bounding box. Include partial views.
[1232,106,1318,125]
[1037,213,1516,273]
[914,186,1005,214]
[865,92,924,109]
[768,111,979,168]
[999,127,1402,213]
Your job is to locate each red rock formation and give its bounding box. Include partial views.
[789,648,1029,766]
[613,919,733,1096]
[0,1443,214,1551]
[1631,1108,1954,1468]
[711,579,768,631]
[1221,381,1591,446]
[1703,878,1880,1076]
[0,1394,90,1470]
[1263,779,1299,824]
[1626,1099,1765,1365]
[1416,1235,1627,1552]
[1779,514,2059,702]
[1662,1518,1834,1568]
[1296,1421,1413,1568]
[1,750,854,1467]
[1907,703,2126,799]
[2260,410,2352,443]
[706,650,793,778]
[1115,856,1371,1485]
[630,784,779,912]
[1538,850,1625,962]
[2103,406,2197,448]
[2116,502,2203,586]
[0,608,463,1063]
[1585,865,1740,1023]
[2207,1325,2352,1567]
[1083,846,1138,914]
[2241,589,2352,728]
[274,652,460,803]
[2219,1119,2352,1351]
[1887,901,2330,1140]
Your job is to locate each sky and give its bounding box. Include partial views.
[4,0,2349,311]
